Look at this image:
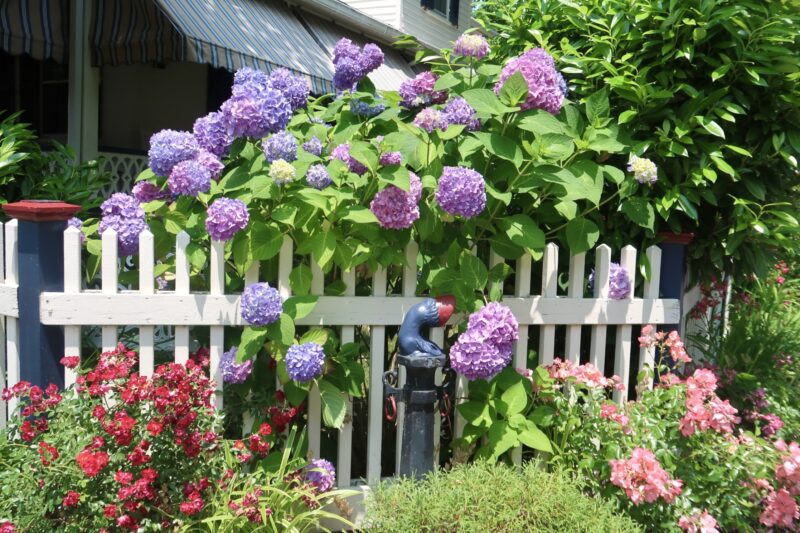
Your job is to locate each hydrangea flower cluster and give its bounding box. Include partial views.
[332,38,384,92]
[443,97,480,131]
[132,181,171,203]
[148,130,200,177]
[196,149,224,180]
[240,282,283,326]
[413,107,449,133]
[193,111,233,157]
[399,71,448,108]
[450,303,518,380]
[453,33,490,59]
[628,155,658,184]
[99,193,148,256]
[609,447,683,505]
[304,458,336,493]
[168,159,211,197]
[330,143,368,175]
[205,198,249,241]
[219,347,253,384]
[303,136,324,156]
[370,172,422,229]
[221,87,292,139]
[285,342,325,382]
[545,358,625,390]
[678,510,719,532]
[350,98,386,117]
[266,67,310,111]
[262,130,298,163]
[379,151,402,166]
[588,262,631,300]
[679,368,740,437]
[305,164,332,190]
[495,48,566,114]
[435,166,486,218]
[269,159,296,185]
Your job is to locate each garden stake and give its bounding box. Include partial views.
[384,295,454,479]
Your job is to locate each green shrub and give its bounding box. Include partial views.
[364,462,642,533]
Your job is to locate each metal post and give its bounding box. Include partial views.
[3,201,80,388]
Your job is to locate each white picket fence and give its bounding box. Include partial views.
[0,221,680,491]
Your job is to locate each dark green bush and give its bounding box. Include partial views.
[364,461,641,533]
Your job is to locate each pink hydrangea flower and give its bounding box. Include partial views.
[609,447,683,505]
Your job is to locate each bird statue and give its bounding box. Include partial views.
[398,295,455,357]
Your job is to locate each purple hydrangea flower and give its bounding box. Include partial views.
[233,67,270,95]
[453,33,490,59]
[443,97,480,131]
[495,48,565,114]
[361,43,384,72]
[435,166,486,218]
[206,197,249,241]
[267,68,309,111]
[101,193,145,219]
[66,217,85,245]
[627,155,658,184]
[370,172,422,229]
[330,143,368,175]
[132,181,171,203]
[350,98,386,118]
[195,149,225,180]
[304,458,336,493]
[262,130,298,163]
[240,282,283,326]
[269,159,296,185]
[220,347,253,384]
[399,72,448,108]
[193,111,233,157]
[333,58,363,93]
[332,38,384,92]
[588,262,632,300]
[413,107,449,133]
[450,328,510,381]
[303,136,325,157]
[99,215,148,256]
[306,164,332,190]
[333,38,361,63]
[168,159,211,197]
[148,130,199,177]
[220,88,292,139]
[285,342,326,382]
[379,151,402,166]
[467,302,519,357]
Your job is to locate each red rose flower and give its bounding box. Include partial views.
[103,504,118,518]
[62,491,80,508]
[146,420,164,436]
[37,441,59,466]
[76,448,109,477]
[60,356,80,369]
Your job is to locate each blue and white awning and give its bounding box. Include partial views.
[0,0,69,63]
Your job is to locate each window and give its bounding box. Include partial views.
[431,0,448,17]
[421,0,459,26]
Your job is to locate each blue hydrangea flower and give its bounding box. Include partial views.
[303,136,325,157]
[148,130,199,177]
[435,166,486,218]
[588,262,632,300]
[168,159,211,197]
[306,164,332,190]
[350,98,386,118]
[220,88,291,139]
[193,111,233,157]
[195,149,225,180]
[267,68,310,111]
[332,38,384,92]
[304,458,336,493]
[399,72,448,108]
[443,97,480,131]
[370,172,422,229]
[206,197,249,241]
[101,193,145,219]
[233,67,270,93]
[240,282,283,326]
[99,215,148,256]
[220,347,253,384]
[285,342,326,382]
[467,302,519,357]
[449,328,509,381]
[262,130,298,163]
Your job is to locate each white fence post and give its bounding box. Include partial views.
[209,239,226,409]
[564,252,585,364]
[307,260,324,458]
[589,244,611,373]
[538,243,559,365]
[101,229,119,352]
[336,267,356,487]
[63,227,82,387]
[138,230,155,377]
[173,231,191,363]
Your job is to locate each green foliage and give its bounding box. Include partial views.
[475,0,800,277]
[364,461,642,533]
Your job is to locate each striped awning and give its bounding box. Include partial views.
[92,0,335,94]
[0,0,69,63]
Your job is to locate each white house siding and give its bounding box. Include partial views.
[339,0,400,28]
[400,0,472,51]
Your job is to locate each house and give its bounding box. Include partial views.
[0,0,472,191]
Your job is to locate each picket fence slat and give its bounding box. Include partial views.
[138,230,155,378]
[565,252,585,364]
[174,232,191,363]
[276,237,293,395]
[308,260,324,458]
[589,244,611,372]
[639,246,662,385]
[64,227,82,387]
[539,243,559,365]
[395,242,418,473]
[614,246,637,403]
[337,268,356,488]
[367,267,387,485]
[4,221,19,417]
[101,229,119,352]
[209,240,226,410]
[242,262,260,436]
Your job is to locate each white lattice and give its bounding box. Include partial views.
[98,152,148,195]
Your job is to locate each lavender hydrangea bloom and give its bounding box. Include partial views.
[66,217,85,244]
[450,328,510,381]
[233,67,270,94]
[267,68,309,110]
[220,88,291,139]
[413,107,449,133]
[588,262,632,300]
[332,38,384,92]
[99,215,148,256]
[379,151,402,166]
[333,58,363,92]
[467,302,519,356]
[399,72,448,108]
[303,136,324,157]
[333,38,361,63]
[306,164,332,190]
[361,43,384,72]
[330,143,368,175]
[148,130,199,177]
[262,130,298,163]
[193,111,233,157]
[168,159,211,197]
[240,282,282,326]
[304,458,336,493]
[443,97,480,131]
[269,159,296,185]
[627,155,658,184]
[453,33,490,59]
[495,48,565,114]
[350,98,386,118]
[132,181,170,203]
[435,166,486,218]
[220,347,253,384]
[101,193,145,219]
[206,198,249,241]
[285,342,326,382]
[195,149,224,180]
[370,172,422,229]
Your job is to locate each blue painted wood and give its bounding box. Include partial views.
[17,220,66,388]
[658,242,687,334]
